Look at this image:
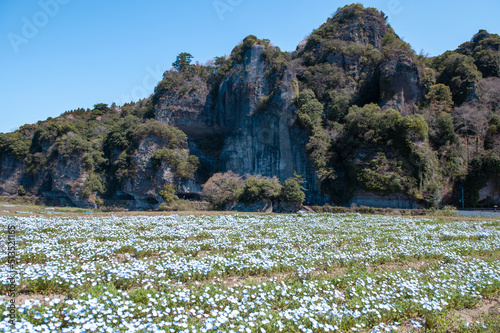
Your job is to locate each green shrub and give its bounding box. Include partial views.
[30,121,61,152]
[281,173,306,205]
[301,63,345,102]
[485,124,499,150]
[132,120,188,149]
[306,129,334,182]
[203,172,305,209]
[357,153,409,195]
[430,112,459,147]
[55,133,92,158]
[113,151,132,181]
[103,115,141,155]
[177,155,200,179]
[151,148,199,179]
[172,52,194,72]
[202,172,244,209]
[327,88,355,122]
[239,176,282,203]
[0,131,31,160]
[257,94,272,112]
[159,183,178,205]
[458,30,500,78]
[81,174,105,199]
[296,89,323,132]
[17,185,27,196]
[404,115,429,142]
[345,104,385,141]
[25,153,47,175]
[337,104,439,204]
[432,51,482,105]
[382,26,397,46]
[425,84,454,113]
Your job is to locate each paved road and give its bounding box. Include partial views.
[457,211,500,218]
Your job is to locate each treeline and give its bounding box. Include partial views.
[201,172,306,210]
[1,4,499,209]
[0,101,199,205]
[292,4,500,207]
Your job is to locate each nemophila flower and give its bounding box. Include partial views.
[1,215,499,331]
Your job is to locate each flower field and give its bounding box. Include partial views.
[1,213,499,332]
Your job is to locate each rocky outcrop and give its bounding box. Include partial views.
[325,5,387,50]
[120,135,202,209]
[156,45,326,204]
[217,47,319,197]
[478,179,500,205]
[5,4,490,210]
[337,13,386,49]
[155,73,216,138]
[122,136,175,209]
[48,157,94,208]
[380,51,424,115]
[0,155,24,196]
[0,153,98,208]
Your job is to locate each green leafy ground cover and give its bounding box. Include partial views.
[0,213,499,332]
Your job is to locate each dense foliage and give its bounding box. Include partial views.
[458,30,500,78]
[1,4,499,209]
[0,102,198,205]
[290,4,500,207]
[202,172,306,210]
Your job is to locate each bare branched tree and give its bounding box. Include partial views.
[452,103,488,161]
[478,77,500,114]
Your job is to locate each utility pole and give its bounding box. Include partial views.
[462,187,465,210]
[436,185,440,210]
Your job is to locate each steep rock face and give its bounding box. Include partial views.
[215,46,269,131]
[0,155,24,195]
[122,136,174,209]
[120,135,201,209]
[48,157,94,208]
[380,52,424,115]
[335,12,387,49]
[326,53,366,80]
[319,5,387,50]
[0,153,97,207]
[478,179,500,205]
[155,74,216,138]
[155,45,325,203]
[216,46,297,178]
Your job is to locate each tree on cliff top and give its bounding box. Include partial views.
[172,52,194,72]
[458,30,500,78]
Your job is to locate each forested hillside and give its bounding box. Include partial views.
[1,4,499,210]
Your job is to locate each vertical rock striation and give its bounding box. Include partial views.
[155,45,325,203]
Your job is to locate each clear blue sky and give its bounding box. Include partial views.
[1,0,499,133]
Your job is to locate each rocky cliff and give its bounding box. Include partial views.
[379,51,424,115]
[122,136,176,209]
[1,4,499,209]
[155,44,324,203]
[0,155,24,196]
